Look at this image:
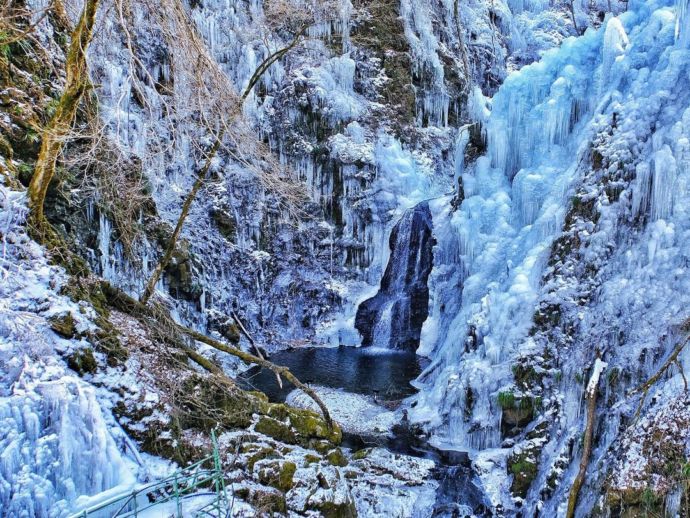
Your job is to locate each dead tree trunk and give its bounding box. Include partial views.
[139,27,308,304]
[28,0,100,226]
[566,356,607,518]
[139,133,223,304]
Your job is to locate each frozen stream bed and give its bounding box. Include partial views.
[239,346,491,515]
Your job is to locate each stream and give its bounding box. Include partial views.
[239,346,491,517]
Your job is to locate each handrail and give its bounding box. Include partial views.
[68,459,221,517]
[69,431,228,518]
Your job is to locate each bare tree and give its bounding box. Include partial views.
[137,0,336,304]
[28,0,100,227]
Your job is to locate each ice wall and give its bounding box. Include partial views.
[410,0,690,511]
[0,188,140,517]
[413,23,603,449]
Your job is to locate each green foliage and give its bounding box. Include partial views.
[510,459,537,477]
[498,391,516,409]
[0,31,11,59]
[682,462,690,479]
[45,98,61,119]
[498,391,542,412]
[24,128,40,145]
[640,487,660,515]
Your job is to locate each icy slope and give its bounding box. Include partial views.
[0,187,141,517]
[410,0,690,511]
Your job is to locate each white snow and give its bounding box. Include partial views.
[0,187,143,517]
[286,386,399,436]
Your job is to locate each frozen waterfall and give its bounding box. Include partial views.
[355,202,435,351]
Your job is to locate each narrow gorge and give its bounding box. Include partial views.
[1,0,689,516]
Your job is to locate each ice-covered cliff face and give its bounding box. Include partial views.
[408,0,690,513]
[7,0,689,514]
[80,0,589,349]
[0,188,143,516]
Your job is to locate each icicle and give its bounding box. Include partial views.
[676,0,689,43]
[650,146,677,221]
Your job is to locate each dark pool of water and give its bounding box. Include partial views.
[238,345,428,403]
[238,345,491,517]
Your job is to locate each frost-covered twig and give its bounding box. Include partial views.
[566,355,606,518]
[629,331,690,419]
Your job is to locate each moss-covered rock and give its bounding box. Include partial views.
[256,460,297,492]
[314,499,358,518]
[508,447,539,498]
[352,448,372,460]
[258,402,342,448]
[210,208,236,242]
[66,347,97,375]
[247,447,281,471]
[304,453,322,465]
[326,448,348,467]
[243,485,287,514]
[255,416,298,444]
[49,312,77,338]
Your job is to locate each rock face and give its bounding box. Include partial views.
[355,202,434,351]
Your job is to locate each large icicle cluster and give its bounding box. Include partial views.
[413,15,603,449]
[412,0,690,512]
[0,188,140,517]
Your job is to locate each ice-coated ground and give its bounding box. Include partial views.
[0,186,145,516]
[287,386,399,437]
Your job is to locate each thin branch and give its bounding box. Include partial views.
[629,332,690,419]
[566,355,606,518]
[139,132,224,304]
[231,310,282,388]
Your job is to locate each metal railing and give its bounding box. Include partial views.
[70,432,229,518]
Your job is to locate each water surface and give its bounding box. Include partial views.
[239,345,428,402]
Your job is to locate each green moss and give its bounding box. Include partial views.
[49,312,77,338]
[0,31,11,59]
[210,208,236,242]
[278,461,296,492]
[288,407,342,444]
[304,453,321,465]
[512,364,541,390]
[326,448,348,467]
[256,459,297,492]
[509,450,539,498]
[497,391,516,410]
[311,440,334,455]
[314,499,357,518]
[352,448,372,460]
[255,416,298,444]
[262,403,342,447]
[66,347,97,375]
[247,447,280,471]
[245,486,287,514]
[17,162,33,185]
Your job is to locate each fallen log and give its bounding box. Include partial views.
[100,282,333,430]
